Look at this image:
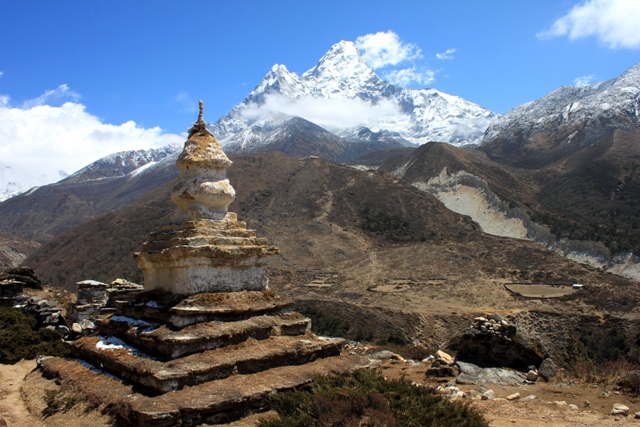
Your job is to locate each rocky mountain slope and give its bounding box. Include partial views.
[210,41,497,156]
[380,116,640,278]
[481,62,640,168]
[0,230,40,268]
[0,149,180,243]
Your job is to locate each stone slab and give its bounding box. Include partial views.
[116,290,294,327]
[71,334,345,392]
[101,312,310,359]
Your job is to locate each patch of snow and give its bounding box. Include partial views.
[111,315,159,333]
[95,335,157,359]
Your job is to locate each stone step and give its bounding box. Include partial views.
[71,334,345,393]
[99,312,311,360]
[39,353,370,427]
[142,235,268,252]
[115,290,294,327]
[149,227,256,241]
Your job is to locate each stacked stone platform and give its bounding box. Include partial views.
[41,289,369,425]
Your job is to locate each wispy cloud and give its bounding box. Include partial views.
[0,86,182,181]
[436,48,456,60]
[538,0,640,49]
[0,71,4,78]
[22,84,80,109]
[574,74,596,85]
[239,93,409,130]
[384,67,436,87]
[355,31,437,87]
[355,31,422,69]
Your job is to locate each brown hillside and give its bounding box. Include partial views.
[379,133,640,257]
[24,152,640,324]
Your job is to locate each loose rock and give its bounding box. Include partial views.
[506,393,520,401]
[610,403,629,416]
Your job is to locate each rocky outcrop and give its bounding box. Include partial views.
[452,314,545,371]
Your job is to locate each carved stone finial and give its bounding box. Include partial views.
[188,100,208,137]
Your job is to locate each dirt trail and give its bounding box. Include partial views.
[0,360,45,427]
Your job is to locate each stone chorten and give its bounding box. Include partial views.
[136,101,278,294]
[38,103,368,427]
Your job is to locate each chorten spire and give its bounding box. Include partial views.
[188,99,209,137]
[171,101,235,221]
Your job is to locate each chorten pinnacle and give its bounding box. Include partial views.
[188,100,207,137]
[171,101,235,221]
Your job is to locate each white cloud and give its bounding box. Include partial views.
[0,71,3,78]
[384,67,436,87]
[436,48,456,60]
[355,31,422,69]
[0,86,183,184]
[239,93,409,130]
[22,84,80,109]
[538,0,640,49]
[574,74,596,85]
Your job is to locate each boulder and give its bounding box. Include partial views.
[481,390,495,400]
[455,361,526,385]
[538,358,557,381]
[526,369,538,382]
[370,350,395,360]
[435,350,455,366]
[426,365,460,378]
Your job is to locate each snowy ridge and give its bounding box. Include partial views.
[209,40,497,154]
[483,62,640,146]
[65,143,181,183]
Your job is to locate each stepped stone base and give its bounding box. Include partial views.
[71,334,346,393]
[40,354,369,427]
[46,289,369,426]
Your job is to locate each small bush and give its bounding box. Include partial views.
[43,388,78,417]
[619,370,640,395]
[359,208,425,243]
[259,369,489,427]
[297,305,351,339]
[0,307,69,363]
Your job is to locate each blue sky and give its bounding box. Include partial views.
[1,0,639,179]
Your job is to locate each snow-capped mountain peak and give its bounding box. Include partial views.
[481,61,640,167]
[209,39,497,154]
